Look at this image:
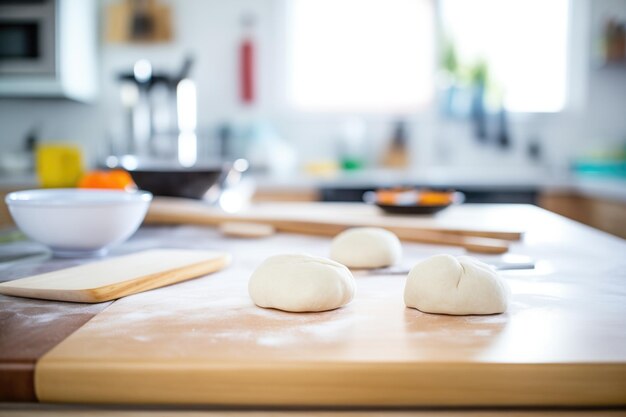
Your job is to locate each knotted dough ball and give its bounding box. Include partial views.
[330,227,402,268]
[404,254,508,315]
[249,254,355,312]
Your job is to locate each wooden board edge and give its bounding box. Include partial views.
[85,253,232,302]
[436,229,524,241]
[0,360,36,402]
[0,253,232,303]
[34,361,626,407]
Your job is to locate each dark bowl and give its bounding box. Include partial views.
[375,203,452,215]
[363,189,464,215]
[126,165,228,200]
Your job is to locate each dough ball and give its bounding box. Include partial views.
[404,254,508,315]
[330,227,402,268]
[248,254,355,312]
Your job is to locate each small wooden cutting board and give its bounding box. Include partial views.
[0,249,231,303]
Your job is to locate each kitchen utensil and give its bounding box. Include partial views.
[381,120,409,168]
[353,259,535,275]
[375,202,451,215]
[147,198,523,240]
[114,55,193,158]
[146,198,520,254]
[0,249,230,303]
[121,158,248,200]
[5,189,152,258]
[127,165,226,199]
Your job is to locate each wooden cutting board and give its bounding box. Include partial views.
[146,198,525,240]
[145,199,525,254]
[0,249,230,303]
[34,206,626,406]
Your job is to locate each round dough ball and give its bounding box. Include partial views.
[330,227,402,269]
[404,254,508,315]
[248,254,355,312]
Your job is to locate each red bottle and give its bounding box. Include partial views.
[239,14,255,105]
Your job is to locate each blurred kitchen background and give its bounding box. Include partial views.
[1,0,625,237]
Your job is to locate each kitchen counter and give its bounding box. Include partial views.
[564,176,626,203]
[2,168,625,200]
[0,203,625,414]
[255,166,568,190]
[253,168,626,203]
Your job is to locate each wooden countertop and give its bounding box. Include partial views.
[2,407,626,416]
[1,407,626,417]
[0,252,113,401]
[0,204,625,409]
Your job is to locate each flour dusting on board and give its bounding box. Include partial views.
[0,298,108,326]
[67,243,362,350]
[12,228,546,360]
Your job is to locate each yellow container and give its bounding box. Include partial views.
[36,144,84,188]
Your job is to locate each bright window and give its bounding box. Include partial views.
[287,0,435,112]
[440,0,569,113]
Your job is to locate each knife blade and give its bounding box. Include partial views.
[353,259,535,275]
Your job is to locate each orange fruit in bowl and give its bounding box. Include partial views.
[78,170,136,190]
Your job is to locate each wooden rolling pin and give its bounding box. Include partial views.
[144,198,513,254]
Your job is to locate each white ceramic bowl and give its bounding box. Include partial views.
[5,189,153,257]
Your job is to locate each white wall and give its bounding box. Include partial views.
[0,0,282,165]
[557,0,626,156]
[0,0,625,172]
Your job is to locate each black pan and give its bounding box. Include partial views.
[127,166,227,199]
[375,203,452,215]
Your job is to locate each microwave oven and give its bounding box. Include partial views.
[0,0,98,101]
[0,0,56,75]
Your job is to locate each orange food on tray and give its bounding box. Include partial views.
[418,191,454,206]
[369,188,460,215]
[78,170,136,190]
[374,188,455,206]
[376,190,400,205]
